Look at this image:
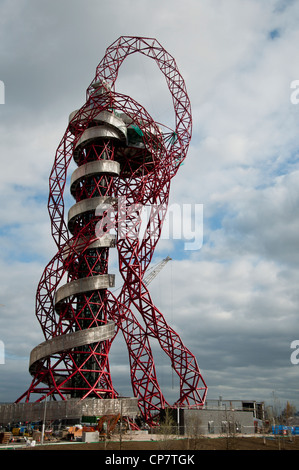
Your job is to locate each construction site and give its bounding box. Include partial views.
[0,36,297,452]
[1,396,299,450]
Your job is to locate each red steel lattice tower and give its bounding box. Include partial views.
[17,37,207,423]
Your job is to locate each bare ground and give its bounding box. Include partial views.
[17,435,299,451]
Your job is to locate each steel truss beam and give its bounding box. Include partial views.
[16,37,207,424]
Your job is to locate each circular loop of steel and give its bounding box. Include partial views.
[89,36,192,167]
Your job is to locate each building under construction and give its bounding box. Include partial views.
[8,36,207,428]
[0,397,265,439]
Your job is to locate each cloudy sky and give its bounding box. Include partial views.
[0,0,298,414]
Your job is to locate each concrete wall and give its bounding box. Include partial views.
[82,431,100,442]
[182,409,255,435]
[0,397,138,426]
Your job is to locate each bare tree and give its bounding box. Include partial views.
[157,408,177,449]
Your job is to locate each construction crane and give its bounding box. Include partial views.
[112,256,172,294]
[143,256,172,286]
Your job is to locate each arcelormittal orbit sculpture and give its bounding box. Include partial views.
[17,37,207,424]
